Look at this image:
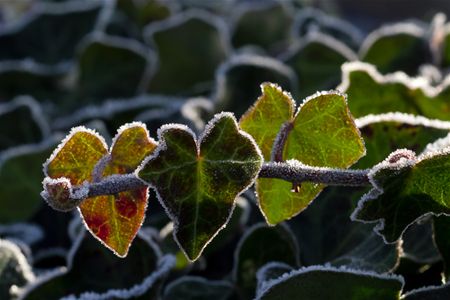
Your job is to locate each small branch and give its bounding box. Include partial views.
[258,161,370,186]
[72,161,369,198]
[81,174,144,198]
[271,121,293,162]
[44,161,371,212]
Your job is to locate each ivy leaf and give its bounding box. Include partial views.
[354,113,450,169]
[294,8,363,50]
[239,83,295,160]
[0,2,101,64]
[0,96,49,150]
[360,22,428,75]
[44,127,107,185]
[44,123,157,257]
[0,239,35,299]
[338,62,450,119]
[80,123,156,257]
[138,113,263,261]
[20,230,175,300]
[433,216,450,281]
[232,223,300,300]
[231,1,293,54]
[243,87,364,225]
[288,186,400,272]
[0,137,58,223]
[352,149,450,243]
[0,63,65,103]
[215,54,298,117]
[281,32,357,98]
[401,220,441,264]
[144,11,228,95]
[402,282,450,299]
[73,35,151,108]
[106,0,172,40]
[255,266,404,300]
[163,277,233,300]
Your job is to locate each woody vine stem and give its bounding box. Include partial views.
[44,162,371,212]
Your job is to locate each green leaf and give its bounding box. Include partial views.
[232,223,300,300]
[138,113,263,261]
[354,113,450,169]
[145,11,228,95]
[360,22,428,75]
[433,216,450,281]
[0,137,58,223]
[45,127,107,185]
[215,55,298,117]
[294,8,363,49]
[401,220,441,264]
[239,83,295,160]
[338,62,450,119]
[0,2,101,64]
[288,186,400,272]
[79,123,157,257]
[0,63,65,103]
[352,149,450,243]
[45,124,157,257]
[73,35,151,108]
[402,282,450,299]
[256,262,293,288]
[256,266,404,300]
[0,239,34,300]
[231,1,294,54]
[20,230,175,300]
[106,0,172,40]
[163,277,233,300]
[0,96,49,151]
[282,32,357,98]
[255,90,365,225]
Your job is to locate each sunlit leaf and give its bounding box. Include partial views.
[338,62,450,119]
[44,124,157,256]
[352,149,450,243]
[79,123,157,257]
[246,88,364,225]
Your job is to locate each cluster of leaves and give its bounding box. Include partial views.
[2,0,450,299]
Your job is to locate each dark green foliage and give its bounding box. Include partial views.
[2,1,450,299]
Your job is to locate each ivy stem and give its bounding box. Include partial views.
[69,162,371,200]
[258,162,370,186]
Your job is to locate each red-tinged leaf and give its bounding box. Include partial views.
[44,124,157,257]
[79,123,157,257]
[45,127,108,185]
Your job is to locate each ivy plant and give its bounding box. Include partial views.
[2,1,450,299]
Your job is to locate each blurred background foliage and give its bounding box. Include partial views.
[1,0,450,299]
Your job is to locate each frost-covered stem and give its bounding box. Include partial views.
[271,121,293,162]
[68,162,370,200]
[78,174,144,198]
[258,162,370,186]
